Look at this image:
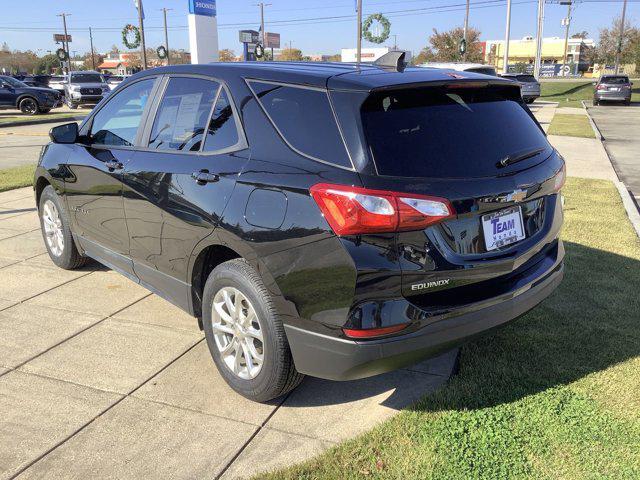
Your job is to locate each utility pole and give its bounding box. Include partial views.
[614,0,627,74]
[160,8,172,65]
[254,3,272,61]
[57,13,71,74]
[534,0,545,79]
[392,34,398,49]
[561,1,572,76]
[89,27,96,70]
[503,0,512,73]
[135,0,147,70]
[463,0,470,61]
[356,0,363,64]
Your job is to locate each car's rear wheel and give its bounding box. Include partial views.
[202,259,304,402]
[39,185,87,270]
[39,108,51,114]
[19,97,39,115]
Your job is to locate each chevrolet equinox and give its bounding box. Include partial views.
[34,56,565,402]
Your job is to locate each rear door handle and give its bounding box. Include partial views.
[105,160,123,171]
[192,170,219,185]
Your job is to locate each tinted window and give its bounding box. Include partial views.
[516,75,537,83]
[148,77,219,152]
[250,81,351,168]
[71,74,104,83]
[466,67,497,76]
[361,86,550,178]
[91,78,155,147]
[203,89,240,152]
[601,76,629,85]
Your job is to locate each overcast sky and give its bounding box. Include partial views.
[0,0,637,56]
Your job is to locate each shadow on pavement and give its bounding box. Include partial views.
[409,241,639,412]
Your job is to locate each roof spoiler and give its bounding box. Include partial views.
[374,51,407,72]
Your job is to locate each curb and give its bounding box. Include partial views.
[581,100,604,140]
[0,116,86,129]
[583,103,640,239]
[614,181,640,239]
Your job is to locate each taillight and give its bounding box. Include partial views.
[596,84,606,90]
[343,323,409,339]
[309,183,454,235]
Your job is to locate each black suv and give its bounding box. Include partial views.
[34,59,565,402]
[0,75,62,115]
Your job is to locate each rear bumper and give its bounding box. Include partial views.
[594,92,631,101]
[286,253,564,381]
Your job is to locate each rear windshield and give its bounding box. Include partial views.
[466,67,497,76]
[516,75,537,83]
[361,85,550,178]
[601,76,629,85]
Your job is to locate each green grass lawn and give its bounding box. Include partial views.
[540,79,640,107]
[0,164,36,193]
[547,114,596,138]
[263,178,640,479]
[0,111,87,126]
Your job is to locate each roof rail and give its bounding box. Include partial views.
[373,51,407,72]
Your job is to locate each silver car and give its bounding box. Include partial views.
[501,73,541,104]
[63,71,110,109]
[593,75,633,106]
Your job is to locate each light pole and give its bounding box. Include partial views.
[57,13,71,74]
[89,27,96,70]
[254,3,272,61]
[614,0,627,74]
[356,0,362,64]
[463,0,470,61]
[503,0,512,73]
[533,0,545,79]
[160,8,173,65]
[561,1,572,76]
[135,0,147,70]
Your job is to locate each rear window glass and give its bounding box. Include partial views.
[361,86,550,178]
[466,67,497,76]
[601,76,629,85]
[249,81,351,168]
[516,75,537,83]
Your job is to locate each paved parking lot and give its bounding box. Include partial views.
[587,103,640,206]
[0,187,455,480]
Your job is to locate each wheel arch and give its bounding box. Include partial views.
[16,94,39,108]
[34,175,51,207]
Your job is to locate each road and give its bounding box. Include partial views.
[588,103,640,206]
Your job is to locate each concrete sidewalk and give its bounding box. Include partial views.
[0,187,456,480]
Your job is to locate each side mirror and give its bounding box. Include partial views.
[49,122,79,144]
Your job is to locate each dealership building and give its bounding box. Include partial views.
[483,36,595,73]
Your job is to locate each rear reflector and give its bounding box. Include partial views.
[310,183,454,235]
[343,323,409,339]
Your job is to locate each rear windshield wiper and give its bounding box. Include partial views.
[497,147,545,168]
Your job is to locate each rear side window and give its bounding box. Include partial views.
[202,89,240,152]
[91,78,155,147]
[466,67,497,76]
[249,81,351,168]
[361,85,550,178]
[148,77,219,152]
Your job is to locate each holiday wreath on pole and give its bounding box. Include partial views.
[122,24,141,49]
[362,13,391,44]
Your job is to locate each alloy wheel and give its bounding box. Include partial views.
[21,98,37,115]
[42,200,64,257]
[211,286,264,380]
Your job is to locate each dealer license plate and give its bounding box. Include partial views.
[482,207,526,251]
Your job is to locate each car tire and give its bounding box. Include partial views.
[593,99,599,106]
[202,258,304,402]
[18,97,39,115]
[624,99,631,106]
[38,185,87,270]
[39,108,51,114]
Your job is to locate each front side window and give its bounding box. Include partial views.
[202,89,240,152]
[148,77,220,152]
[249,81,351,168]
[90,78,155,147]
